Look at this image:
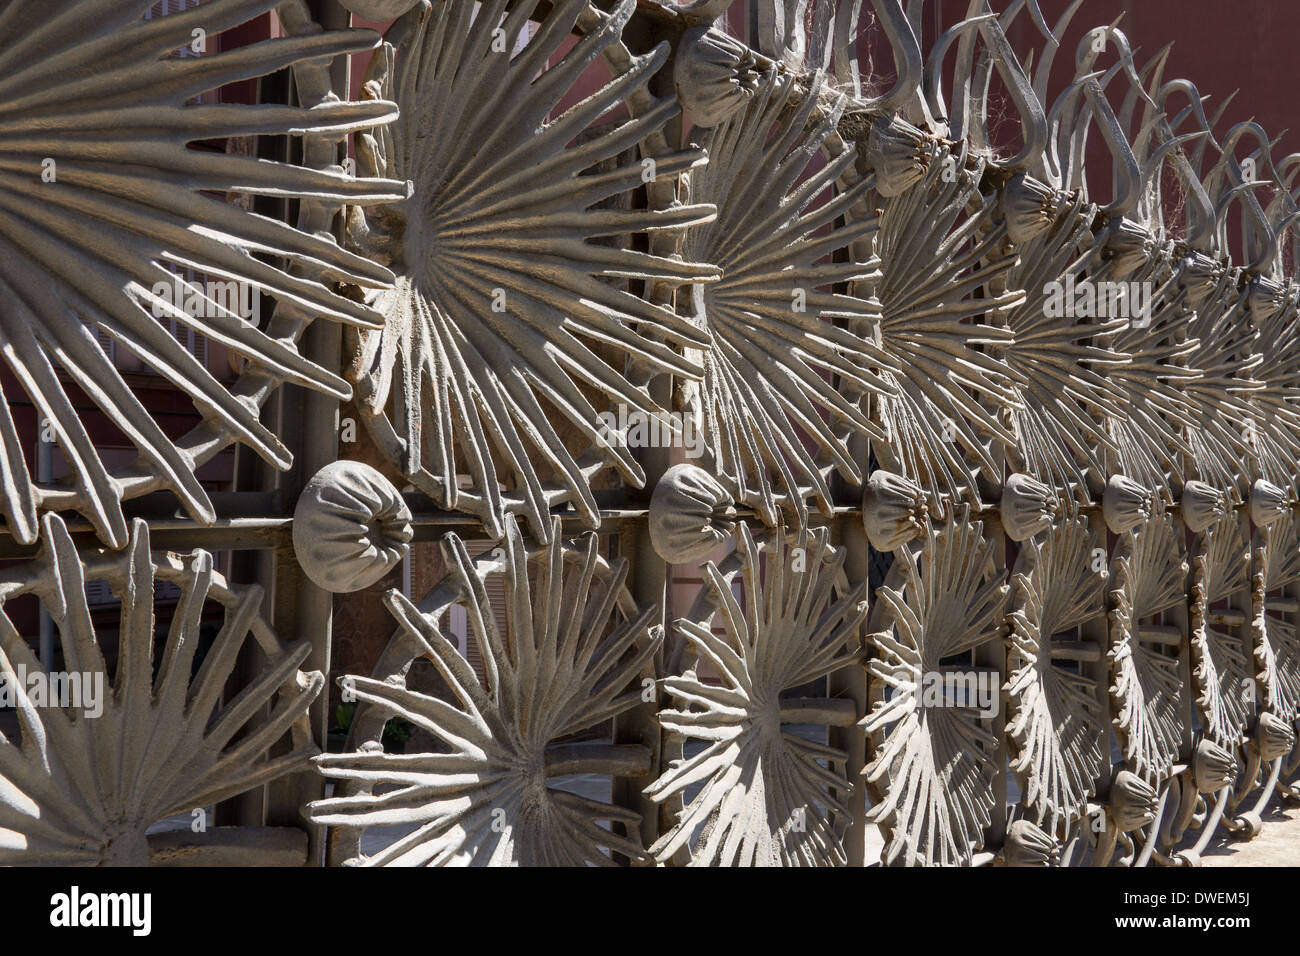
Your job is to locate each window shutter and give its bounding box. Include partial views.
[91,323,115,364]
[147,0,202,22]
[154,266,210,371]
[145,0,204,67]
[443,543,511,686]
[479,570,508,686]
[191,331,209,367]
[84,579,114,607]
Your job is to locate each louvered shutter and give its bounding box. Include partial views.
[443,543,511,685]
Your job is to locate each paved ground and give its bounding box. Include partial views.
[1202,801,1300,866]
[349,729,1300,865]
[354,791,1300,864]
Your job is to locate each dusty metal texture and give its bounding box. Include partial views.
[3,0,1300,867]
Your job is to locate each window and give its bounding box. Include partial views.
[87,322,115,364]
[145,1,207,76]
[146,0,203,26]
[158,265,212,369]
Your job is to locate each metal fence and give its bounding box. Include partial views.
[1,0,1298,867]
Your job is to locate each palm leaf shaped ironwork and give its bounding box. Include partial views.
[0,0,405,547]
[1005,517,1108,837]
[0,514,322,865]
[310,516,660,866]
[1189,515,1253,750]
[1109,515,1188,784]
[681,70,895,524]
[864,507,1008,865]
[345,0,718,543]
[646,524,866,866]
[871,140,1024,516]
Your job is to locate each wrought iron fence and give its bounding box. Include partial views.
[1,0,1299,868]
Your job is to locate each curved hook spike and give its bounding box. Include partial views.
[1055,59,1142,214]
[1144,130,1201,228]
[831,0,866,98]
[1139,130,1207,234]
[1045,68,1104,190]
[1212,179,1271,249]
[1141,44,1174,91]
[924,13,997,125]
[1158,79,1228,181]
[1261,146,1297,233]
[1030,0,1086,107]
[1143,100,1217,248]
[1196,90,1241,170]
[1127,111,1170,232]
[1279,153,1300,193]
[808,0,837,71]
[1075,25,1157,116]
[1086,78,1143,215]
[967,27,1003,159]
[1274,163,1300,274]
[1121,45,1173,158]
[1142,130,1207,180]
[1131,101,1191,189]
[1209,121,1281,221]
[1002,0,1056,47]
[1196,176,1258,264]
[1276,207,1300,239]
[1253,209,1300,276]
[977,14,1048,169]
[1159,80,1217,142]
[864,0,929,119]
[942,0,992,149]
[1279,195,1300,275]
[1217,123,1300,271]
